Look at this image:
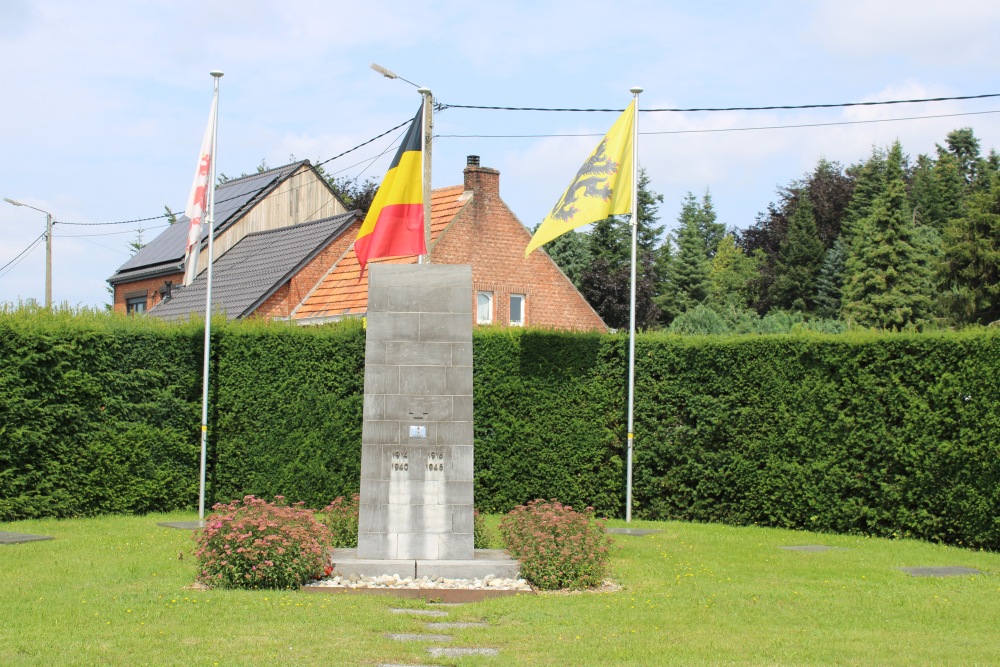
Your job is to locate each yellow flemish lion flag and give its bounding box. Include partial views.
[525,100,635,256]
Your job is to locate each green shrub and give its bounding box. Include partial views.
[317,494,360,548]
[473,510,492,549]
[194,495,332,589]
[499,499,612,590]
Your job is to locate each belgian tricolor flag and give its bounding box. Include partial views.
[354,104,426,276]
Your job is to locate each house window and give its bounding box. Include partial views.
[477,291,493,324]
[509,294,525,326]
[125,296,147,314]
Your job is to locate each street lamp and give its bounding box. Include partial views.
[4,197,53,309]
[370,63,433,263]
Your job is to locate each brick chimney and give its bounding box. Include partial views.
[463,155,500,198]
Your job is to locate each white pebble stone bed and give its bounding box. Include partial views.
[305,573,532,591]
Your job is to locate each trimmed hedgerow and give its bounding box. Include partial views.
[0,307,203,520]
[211,318,366,508]
[195,495,332,589]
[2,307,998,550]
[499,499,612,590]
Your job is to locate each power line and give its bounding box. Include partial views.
[438,92,1000,113]
[0,232,46,277]
[436,108,1000,139]
[57,117,414,227]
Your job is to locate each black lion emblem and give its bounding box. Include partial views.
[548,139,620,222]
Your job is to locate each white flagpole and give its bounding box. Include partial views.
[198,70,223,522]
[625,86,642,523]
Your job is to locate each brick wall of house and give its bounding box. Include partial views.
[254,220,362,319]
[433,163,606,332]
[112,272,184,315]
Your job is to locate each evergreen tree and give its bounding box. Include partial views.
[931,147,965,224]
[842,142,934,328]
[707,234,760,311]
[941,172,1000,324]
[814,237,847,319]
[695,190,726,258]
[841,146,888,244]
[770,195,824,311]
[944,127,982,186]
[539,227,589,289]
[658,193,711,319]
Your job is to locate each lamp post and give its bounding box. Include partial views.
[370,63,433,264]
[4,197,53,309]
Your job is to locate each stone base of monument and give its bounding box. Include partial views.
[327,548,520,580]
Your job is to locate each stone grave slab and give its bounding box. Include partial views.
[390,608,449,617]
[779,545,844,552]
[428,647,500,658]
[157,521,205,530]
[427,622,489,629]
[387,633,453,642]
[899,566,981,577]
[607,528,661,536]
[0,531,53,545]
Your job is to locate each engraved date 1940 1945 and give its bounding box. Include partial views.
[391,450,446,472]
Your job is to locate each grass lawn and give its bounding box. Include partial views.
[1,512,997,666]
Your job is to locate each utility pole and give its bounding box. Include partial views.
[4,197,54,309]
[418,87,433,263]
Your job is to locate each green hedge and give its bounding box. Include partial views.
[0,310,203,519]
[1,310,998,549]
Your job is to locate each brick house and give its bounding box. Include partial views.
[107,160,347,314]
[291,157,606,332]
[148,211,359,321]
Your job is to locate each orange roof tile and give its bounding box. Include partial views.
[293,186,468,320]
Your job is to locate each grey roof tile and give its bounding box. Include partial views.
[109,161,310,282]
[148,211,357,321]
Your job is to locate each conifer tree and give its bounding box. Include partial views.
[658,193,711,319]
[707,234,760,311]
[841,146,888,244]
[941,172,1000,324]
[695,190,726,259]
[814,237,847,319]
[770,195,824,311]
[842,142,934,328]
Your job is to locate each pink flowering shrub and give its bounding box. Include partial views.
[317,494,360,548]
[195,495,332,589]
[499,498,612,590]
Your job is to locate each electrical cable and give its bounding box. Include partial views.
[436,108,1000,139]
[438,92,1000,113]
[57,117,414,226]
[0,232,46,277]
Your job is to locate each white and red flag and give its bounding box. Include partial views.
[182,95,218,286]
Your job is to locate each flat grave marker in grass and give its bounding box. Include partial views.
[0,531,53,545]
[387,633,453,642]
[779,545,845,552]
[899,566,981,577]
[156,521,204,530]
[428,647,500,657]
[607,528,661,536]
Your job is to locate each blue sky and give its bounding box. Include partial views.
[2,0,999,308]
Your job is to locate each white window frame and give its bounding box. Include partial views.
[509,293,525,327]
[477,291,494,324]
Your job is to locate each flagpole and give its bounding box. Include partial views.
[418,87,433,264]
[625,86,642,523]
[198,70,223,522]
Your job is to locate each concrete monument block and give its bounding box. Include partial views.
[357,264,476,562]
